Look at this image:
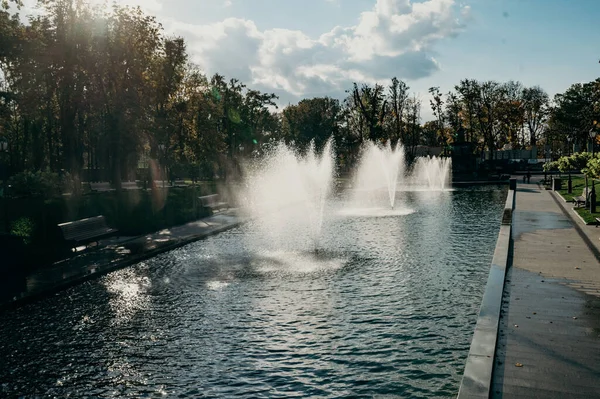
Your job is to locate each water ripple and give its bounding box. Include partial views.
[0,186,506,398]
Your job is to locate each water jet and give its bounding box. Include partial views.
[239,138,335,252]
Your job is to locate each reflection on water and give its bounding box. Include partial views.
[337,206,416,217]
[0,186,507,398]
[103,267,152,325]
[206,280,230,291]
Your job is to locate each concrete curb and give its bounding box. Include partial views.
[557,192,570,202]
[549,191,600,264]
[571,207,593,225]
[0,219,243,312]
[457,188,515,398]
[547,190,597,226]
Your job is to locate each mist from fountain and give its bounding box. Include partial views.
[239,138,335,252]
[350,141,405,210]
[411,156,452,191]
[346,142,452,215]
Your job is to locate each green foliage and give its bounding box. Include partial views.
[574,207,600,225]
[543,161,558,172]
[521,86,549,146]
[281,97,341,153]
[569,152,593,170]
[0,0,598,192]
[556,152,587,172]
[555,157,571,173]
[10,217,34,245]
[584,155,600,179]
[552,80,600,144]
[546,152,593,174]
[3,186,211,247]
[7,170,61,198]
[556,175,587,202]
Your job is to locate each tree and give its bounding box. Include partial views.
[421,121,439,147]
[428,86,445,153]
[388,77,409,146]
[497,80,524,149]
[348,82,387,142]
[281,97,340,154]
[404,95,421,159]
[210,74,245,161]
[522,86,549,147]
[445,91,463,139]
[475,80,503,159]
[241,88,278,155]
[94,4,164,189]
[553,80,600,145]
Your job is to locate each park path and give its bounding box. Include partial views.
[491,178,600,398]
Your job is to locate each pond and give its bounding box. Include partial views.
[0,186,507,398]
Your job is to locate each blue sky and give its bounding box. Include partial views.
[23,0,600,120]
[430,0,600,96]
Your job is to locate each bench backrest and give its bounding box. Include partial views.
[58,216,110,241]
[199,194,219,206]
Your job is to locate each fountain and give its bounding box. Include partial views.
[0,135,511,399]
[411,156,453,191]
[345,141,452,215]
[239,138,335,252]
[350,140,405,209]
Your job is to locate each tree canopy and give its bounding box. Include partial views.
[0,0,599,191]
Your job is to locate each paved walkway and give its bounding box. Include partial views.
[492,178,600,398]
[0,210,243,310]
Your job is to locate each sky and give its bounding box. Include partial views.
[21,0,600,121]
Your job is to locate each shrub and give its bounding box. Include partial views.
[8,170,62,198]
[543,161,558,172]
[10,217,35,246]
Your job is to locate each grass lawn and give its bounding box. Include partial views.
[555,175,600,224]
[557,175,588,202]
[574,207,600,224]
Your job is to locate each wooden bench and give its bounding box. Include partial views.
[595,217,600,227]
[574,195,587,207]
[573,189,590,208]
[58,216,118,250]
[198,194,228,214]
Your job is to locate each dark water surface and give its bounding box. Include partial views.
[0,186,507,398]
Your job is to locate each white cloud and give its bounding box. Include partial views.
[164,0,469,106]
[20,0,470,109]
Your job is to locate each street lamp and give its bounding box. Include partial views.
[158,144,166,188]
[0,137,9,232]
[590,128,598,213]
[544,147,550,185]
[567,135,573,193]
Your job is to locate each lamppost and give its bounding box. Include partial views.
[158,144,166,188]
[0,137,9,232]
[543,148,547,183]
[567,135,573,193]
[589,128,598,213]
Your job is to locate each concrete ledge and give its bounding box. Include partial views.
[566,207,600,228]
[571,207,593,225]
[457,189,515,398]
[452,181,511,187]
